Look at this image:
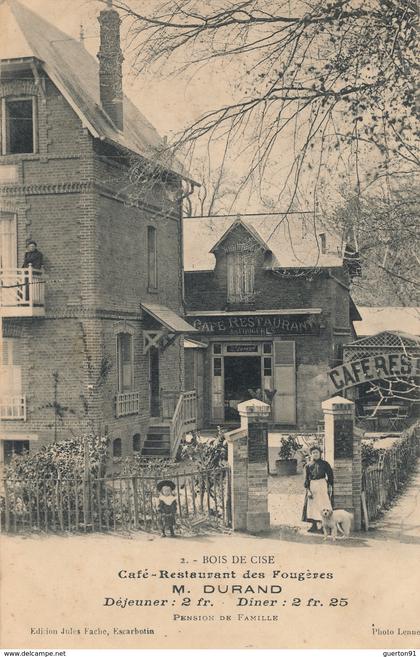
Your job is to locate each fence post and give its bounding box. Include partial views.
[225,399,271,533]
[322,395,362,530]
[83,437,91,529]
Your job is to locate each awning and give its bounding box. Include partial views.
[186,308,322,317]
[184,338,208,349]
[141,303,197,333]
[141,303,197,354]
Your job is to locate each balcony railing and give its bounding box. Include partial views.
[0,267,45,317]
[115,391,141,418]
[0,396,27,420]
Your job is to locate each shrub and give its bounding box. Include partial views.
[4,434,109,480]
[278,434,301,460]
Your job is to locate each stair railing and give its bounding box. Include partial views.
[169,390,197,460]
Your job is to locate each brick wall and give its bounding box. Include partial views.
[1,68,185,455]
[185,224,354,429]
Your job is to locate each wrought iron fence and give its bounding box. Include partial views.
[0,466,231,534]
[362,422,419,523]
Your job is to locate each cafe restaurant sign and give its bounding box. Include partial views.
[328,353,420,392]
[189,313,320,336]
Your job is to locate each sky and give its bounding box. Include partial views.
[11,0,370,215]
[23,0,235,138]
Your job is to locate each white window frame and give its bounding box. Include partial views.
[116,331,134,393]
[1,96,38,156]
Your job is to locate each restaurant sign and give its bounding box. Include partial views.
[189,313,320,336]
[328,353,420,392]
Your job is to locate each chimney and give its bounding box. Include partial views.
[97,0,124,131]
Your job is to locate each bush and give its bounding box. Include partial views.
[4,434,109,480]
[361,441,384,467]
[278,435,301,460]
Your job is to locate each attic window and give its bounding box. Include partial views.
[227,251,255,303]
[1,98,37,155]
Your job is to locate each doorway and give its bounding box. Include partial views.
[149,347,160,417]
[224,356,261,421]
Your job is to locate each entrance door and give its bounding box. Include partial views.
[149,347,160,417]
[224,356,261,421]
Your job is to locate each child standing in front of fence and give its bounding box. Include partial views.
[157,480,177,537]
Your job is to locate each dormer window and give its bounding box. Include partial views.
[1,97,37,155]
[227,250,255,303]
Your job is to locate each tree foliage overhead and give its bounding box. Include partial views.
[113,0,418,203]
[324,177,420,305]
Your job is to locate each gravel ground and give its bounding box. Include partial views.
[268,472,308,530]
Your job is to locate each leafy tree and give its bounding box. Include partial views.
[324,177,420,305]
[109,0,418,207]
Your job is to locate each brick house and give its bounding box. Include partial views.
[0,0,197,464]
[184,214,361,430]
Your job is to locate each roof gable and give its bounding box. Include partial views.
[0,0,186,177]
[210,217,271,254]
[183,213,347,272]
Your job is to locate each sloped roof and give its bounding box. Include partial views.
[0,0,186,177]
[183,213,347,272]
[141,303,197,333]
[210,217,271,254]
[355,307,420,337]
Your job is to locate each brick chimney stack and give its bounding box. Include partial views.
[97,0,124,131]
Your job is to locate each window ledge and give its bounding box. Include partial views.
[0,153,39,162]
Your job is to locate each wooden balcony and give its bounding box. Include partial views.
[115,391,141,418]
[0,267,45,317]
[0,396,26,420]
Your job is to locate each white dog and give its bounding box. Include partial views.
[320,508,353,540]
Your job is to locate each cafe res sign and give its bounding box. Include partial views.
[328,352,420,392]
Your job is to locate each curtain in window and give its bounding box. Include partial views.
[117,333,133,392]
[227,250,255,302]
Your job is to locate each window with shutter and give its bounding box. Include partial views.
[272,341,296,425]
[0,338,22,396]
[227,250,255,303]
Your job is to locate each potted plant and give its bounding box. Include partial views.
[275,434,301,475]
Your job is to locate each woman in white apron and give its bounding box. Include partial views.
[302,446,334,532]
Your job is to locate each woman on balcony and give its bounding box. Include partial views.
[22,240,43,302]
[22,240,43,270]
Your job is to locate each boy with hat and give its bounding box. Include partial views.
[157,480,177,537]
